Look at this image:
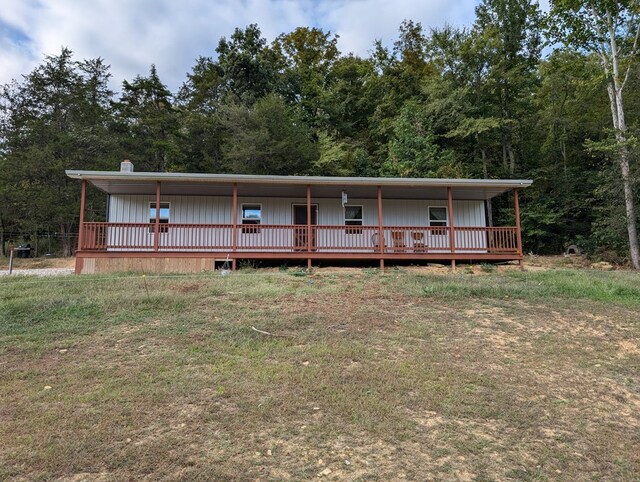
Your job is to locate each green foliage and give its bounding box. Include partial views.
[312,132,354,176]
[383,101,461,178]
[0,48,117,254]
[113,65,181,172]
[273,27,340,128]
[220,94,318,175]
[216,24,280,104]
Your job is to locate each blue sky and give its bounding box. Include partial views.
[0,0,544,92]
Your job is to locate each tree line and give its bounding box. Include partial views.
[1,0,639,265]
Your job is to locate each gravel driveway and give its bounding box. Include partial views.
[0,268,74,277]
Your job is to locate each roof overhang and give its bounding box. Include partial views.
[65,170,532,201]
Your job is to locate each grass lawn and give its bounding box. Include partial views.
[1,267,639,480]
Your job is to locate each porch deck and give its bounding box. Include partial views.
[69,168,530,272]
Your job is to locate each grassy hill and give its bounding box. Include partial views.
[1,267,639,480]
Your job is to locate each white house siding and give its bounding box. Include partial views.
[107,195,487,253]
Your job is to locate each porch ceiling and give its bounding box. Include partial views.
[66,170,532,200]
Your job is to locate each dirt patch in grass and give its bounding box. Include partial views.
[1,269,639,480]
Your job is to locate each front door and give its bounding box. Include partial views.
[293,205,318,250]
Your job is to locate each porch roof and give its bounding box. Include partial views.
[65,170,532,200]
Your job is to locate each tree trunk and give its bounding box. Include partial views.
[613,88,640,270]
[605,81,640,269]
[60,223,72,257]
[600,10,640,269]
[618,143,640,268]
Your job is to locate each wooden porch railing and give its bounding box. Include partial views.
[80,222,520,255]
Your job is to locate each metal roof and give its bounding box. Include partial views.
[65,170,532,200]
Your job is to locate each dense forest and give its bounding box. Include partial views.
[1,0,639,265]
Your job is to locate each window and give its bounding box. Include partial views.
[241,204,261,233]
[428,206,448,235]
[344,205,363,234]
[149,202,170,233]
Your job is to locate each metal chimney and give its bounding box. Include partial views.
[120,159,134,173]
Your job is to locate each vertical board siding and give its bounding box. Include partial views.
[107,195,487,252]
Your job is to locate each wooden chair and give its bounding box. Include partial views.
[412,231,427,253]
[391,231,406,252]
[371,232,386,252]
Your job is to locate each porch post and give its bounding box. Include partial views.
[78,179,86,253]
[232,183,238,271]
[447,186,456,270]
[377,185,384,270]
[307,184,312,270]
[514,188,524,270]
[154,181,161,252]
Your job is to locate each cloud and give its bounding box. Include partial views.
[0,0,484,92]
[319,0,478,56]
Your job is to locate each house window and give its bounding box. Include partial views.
[428,206,448,235]
[149,202,170,233]
[344,205,363,234]
[242,204,261,233]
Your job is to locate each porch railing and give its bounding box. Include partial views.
[80,222,520,255]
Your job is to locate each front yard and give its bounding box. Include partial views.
[1,266,639,480]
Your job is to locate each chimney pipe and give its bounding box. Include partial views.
[120,159,134,173]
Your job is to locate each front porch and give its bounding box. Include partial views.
[70,171,528,273]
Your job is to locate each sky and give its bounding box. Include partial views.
[0,0,539,92]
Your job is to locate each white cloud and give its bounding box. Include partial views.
[319,0,477,56]
[0,0,483,92]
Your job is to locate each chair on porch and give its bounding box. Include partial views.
[412,231,427,253]
[391,231,406,252]
[371,232,386,252]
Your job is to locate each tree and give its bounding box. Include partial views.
[272,27,340,127]
[0,48,116,255]
[548,0,640,268]
[383,100,460,178]
[474,0,542,175]
[322,55,377,140]
[216,24,281,104]
[526,50,607,252]
[312,132,354,176]
[368,21,439,165]
[219,94,318,175]
[114,65,180,172]
[176,57,226,172]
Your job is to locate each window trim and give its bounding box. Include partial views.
[241,203,262,233]
[344,204,364,234]
[149,201,170,233]
[427,206,449,235]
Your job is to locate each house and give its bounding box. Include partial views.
[66,161,532,274]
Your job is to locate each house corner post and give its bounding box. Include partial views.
[447,186,455,270]
[154,181,161,252]
[514,188,524,270]
[78,179,87,253]
[377,185,384,270]
[232,183,238,271]
[307,184,312,269]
